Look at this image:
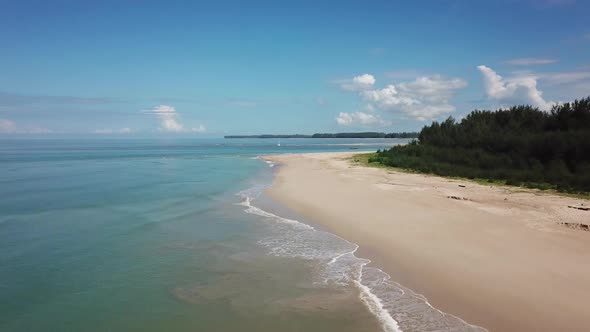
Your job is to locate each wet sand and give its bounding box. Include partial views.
[264,152,590,332]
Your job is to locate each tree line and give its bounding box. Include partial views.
[311,132,418,138]
[370,97,590,193]
[225,132,419,139]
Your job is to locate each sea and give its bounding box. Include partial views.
[0,138,486,332]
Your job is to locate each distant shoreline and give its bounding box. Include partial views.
[224,132,418,139]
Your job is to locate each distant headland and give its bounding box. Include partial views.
[224,132,419,139]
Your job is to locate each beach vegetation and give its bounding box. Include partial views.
[370,97,590,193]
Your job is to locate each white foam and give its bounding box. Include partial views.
[250,156,275,167]
[237,178,487,332]
[237,187,402,331]
[237,190,313,230]
[356,279,402,332]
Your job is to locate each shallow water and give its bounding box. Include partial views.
[0,138,484,331]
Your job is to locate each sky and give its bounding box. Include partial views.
[1,0,589,137]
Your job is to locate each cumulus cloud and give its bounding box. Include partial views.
[146,105,183,132]
[144,105,206,133]
[398,76,467,102]
[504,58,557,66]
[343,74,466,121]
[336,111,390,126]
[477,65,554,110]
[340,74,376,91]
[361,85,419,112]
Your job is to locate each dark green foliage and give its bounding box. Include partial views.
[226,132,419,139]
[225,135,312,138]
[373,97,590,193]
[312,132,419,138]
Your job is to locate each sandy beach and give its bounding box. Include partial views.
[264,152,590,332]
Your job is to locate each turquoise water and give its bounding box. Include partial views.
[0,138,484,332]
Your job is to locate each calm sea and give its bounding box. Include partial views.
[0,138,484,332]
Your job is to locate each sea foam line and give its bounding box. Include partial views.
[237,157,486,332]
[356,279,402,332]
[237,189,402,332]
[237,194,314,230]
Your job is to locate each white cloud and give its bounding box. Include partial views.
[340,74,376,91]
[504,58,557,66]
[477,65,554,110]
[191,124,206,133]
[354,74,376,86]
[149,105,184,132]
[345,75,466,121]
[143,105,206,133]
[336,111,389,126]
[0,118,17,133]
[402,105,456,122]
[398,75,467,102]
[0,118,52,134]
[503,68,590,103]
[335,112,353,125]
[361,85,419,108]
[94,127,133,134]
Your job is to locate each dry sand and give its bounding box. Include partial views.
[264,152,590,332]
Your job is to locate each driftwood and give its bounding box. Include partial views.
[448,196,469,201]
[568,205,590,211]
[560,222,590,231]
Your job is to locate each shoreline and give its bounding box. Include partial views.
[263,151,590,332]
[244,164,484,332]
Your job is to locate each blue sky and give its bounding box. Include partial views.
[1,0,589,136]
